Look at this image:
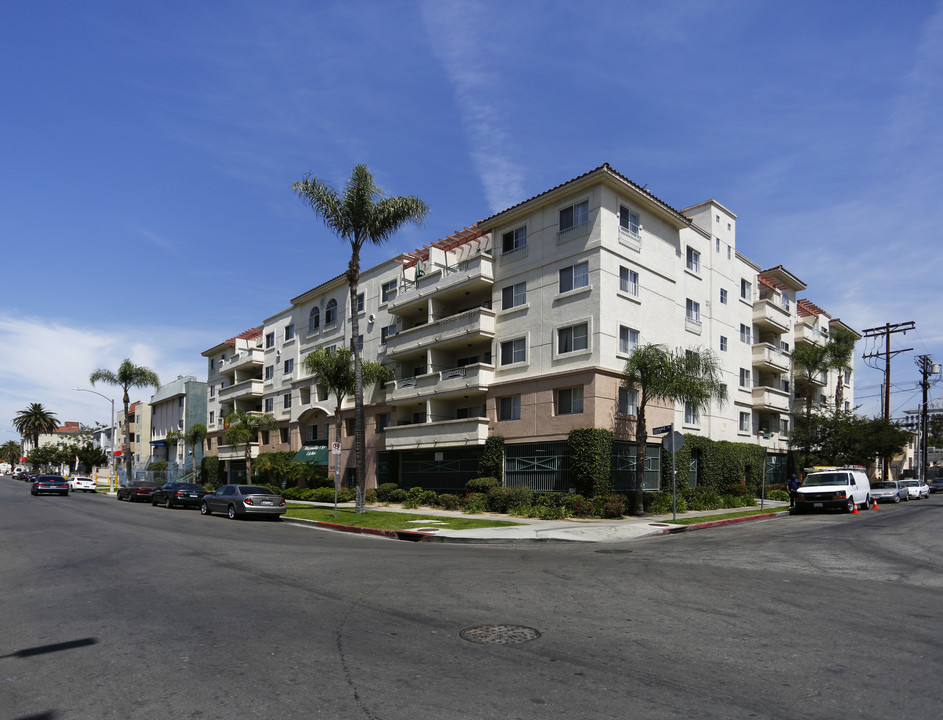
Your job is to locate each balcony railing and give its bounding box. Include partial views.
[388,254,494,313]
[752,299,790,334]
[218,378,264,401]
[752,343,790,372]
[220,349,264,375]
[383,417,490,451]
[385,307,496,357]
[751,385,791,412]
[385,364,494,404]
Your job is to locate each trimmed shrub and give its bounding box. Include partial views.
[686,489,723,511]
[485,487,513,513]
[365,488,377,504]
[389,488,407,503]
[463,492,488,514]
[417,490,437,506]
[766,488,789,502]
[438,493,462,511]
[480,436,504,482]
[376,483,399,502]
[592,493,626,519]
[569,428,614,496]
[466,477,499,494]
[720,493,754,508]
[402,496,421,509]
[309,487,335,503]
[147,461,168,471]
[406,486,424,500]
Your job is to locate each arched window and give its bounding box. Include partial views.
[325,298,337,325]
[308,306,320,333]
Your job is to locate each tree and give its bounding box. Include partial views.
[1,440,22,468]
[827,327,857,410]
[90,359,160,480]
[166,423,207,478]
[789,409,911,469]
[791,342,831,469]
[622,345,727,516]
[13,403,59,450]
[293,166,427,511]
[303,345,393,509]
[223,410,278,482]
[27,444,61,472]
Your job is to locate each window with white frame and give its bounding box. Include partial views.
[686,299,700,323]
[381,280,397,303]
[500,338,526,365]
[502,225,527,254]
[283,392,292,409]
[559,261,589,293]
[720,336,728,352]
[559,200,589,234]
[739,368,751,388]
[265,332,275,348]
[741,278,752,300]
[618,387,638,416]
[502,282,526,309]
[740,324,752,344]
[739,411,751,432]
[209,384,215,398]
[558,323,588,353]
[684,402,699,425]
[619,206,640,235]
[686,247,700,273]
[556,386,584,415]
[285,324,295,341]
[264,397,274,412]
[380,323,396,344]
[325,298,337,325]
[619,326,639,354]
[499,395,521,421]
[781,340,790,353]
[781,419,789,433]
[209,410,215,425]
[356,292,364,313]
[264,365,274,380]
[308,306,320,332]
[284,358,294,374]
[720,288,728,305]
[619,266,639,296]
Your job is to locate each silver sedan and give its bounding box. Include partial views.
[200,484,287,520]
[900,479,930,500]
[870,481,907,503]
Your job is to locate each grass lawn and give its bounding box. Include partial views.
[664,507,789,525]
[285,505,525,532]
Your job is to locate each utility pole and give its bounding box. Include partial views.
[915,355,941,482]
[861,321,914,479]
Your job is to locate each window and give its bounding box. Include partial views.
[618,387,638,416]
[209,384,215,398]
[499,395,521,421]
[716,238,721,252]
[781,419,789,434]
[684,403,699,425]
[619,326,639,354]
[284,359,294,374]
[781,340,790,353]
[381,280,397,303]
[207,437,213,449]
[264,398,274,412]
[285,324,295,341]
[559,261,589,293]
[740,324,751,344]
[739,368,751,388]
[727,246,731,260]
[209,411,215,424]
[345,418,356,436]
[739,411,751,432]
[619,206,640,235]
[283,392,292,410]
[325,298,337,325]
[264,365,274,380]
[305,424,318,442]
[502,282,526,309]
[381,323,396,344]
[502,225,527,254]
[720,336,728,352]
[558,323,588,353]
[376,414,389,434]
[261,430,270,445]
[686,299,700,323]
[308,306,320,332]
[720,288,728,305]
[500,338,526,365]
[619,266,639,296]
[686,247,700,273]
[280,427,289,444]
[265,332,275,348]
[556,386,584,415]
[741,279,752,300]
[356,292,364,313]
[210,358,215,370]
[559,200,589,233]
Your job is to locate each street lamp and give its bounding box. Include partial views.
[74,387,117,491]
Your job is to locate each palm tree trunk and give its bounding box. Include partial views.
[347,255,367,513]
[632,401,647,516]
[122,391,132,482]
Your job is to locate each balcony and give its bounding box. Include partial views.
[386,363,494,404]
[383,417,490,451]
[752,343,790,372]
[218,378,264,402]
[795,322,827,346]
[216,441,260,462]
[753,299,790,334]
[219,348,264,376]
[388,254,494,315]
[751,385,791,413]
[386,307,496,358]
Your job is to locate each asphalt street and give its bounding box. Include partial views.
[2,475,942,719]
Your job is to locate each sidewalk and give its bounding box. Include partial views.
[282,500,791,544]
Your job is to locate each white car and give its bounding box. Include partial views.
[69,476,97,493]
[900,479,929,500]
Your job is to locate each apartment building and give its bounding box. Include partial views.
[201,163,857,491]
[149,375,207,469]
[21,421,84,454]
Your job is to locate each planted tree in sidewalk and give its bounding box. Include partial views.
[622,345,727,516]
[223,410,278,482]
[293,165,427,512]
[90,359,160,480]
[303,345,393,509]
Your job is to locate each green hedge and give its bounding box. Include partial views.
[479,436,504,482]
[568,428,613,496]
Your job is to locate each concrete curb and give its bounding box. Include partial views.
[657,510,790,534]
[281,516,432,542]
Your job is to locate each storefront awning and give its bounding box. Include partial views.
[293,445,329,465]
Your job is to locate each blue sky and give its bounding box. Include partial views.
[2,0,942,438]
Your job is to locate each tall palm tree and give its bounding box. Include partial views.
[791,342,831,470]
[827,328,857,411]
[90,359,160,480]
[293,165,427,512]
[13,403,59,451]
[303,346,393,507]
[166,423,207,479]
[223,410,278,482]
[2,440,22,468]
[622,345,727,516]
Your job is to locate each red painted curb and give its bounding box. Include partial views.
[300,519,433,542]
[665,510,787,533]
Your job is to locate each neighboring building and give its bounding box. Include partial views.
[149,375,208,471]
[21,421,85,454]
[201,163,858,491]
[115,400,150,469]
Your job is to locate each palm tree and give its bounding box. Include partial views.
[827,328,857,411]
[90,359,160,480]
[223,409,278,482]
[2,440,22,468]
[13,403,59,451]
[791,342,831,470]
[622,345,727,516]
[303,346,393,509]
[166,423,207,479]
[293,165,427,511]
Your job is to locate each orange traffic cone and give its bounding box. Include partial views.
[852,503,859,514]
[872,499,879,510]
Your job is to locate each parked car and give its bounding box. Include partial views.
[69,476,97,493]
[900,479,930,500]
[151,482,208,509]
[870,480,908,504]
[794,467,871,513]
[200,484,287,520]
[31,475,70,496]
[927,479,943,494]
[116,480,160,503]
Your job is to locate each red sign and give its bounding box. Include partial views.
[19,456,27,462]
[113,451,122,458]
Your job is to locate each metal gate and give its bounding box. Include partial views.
[504,441,570,492]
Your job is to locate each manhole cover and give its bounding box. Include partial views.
[460,624,541,645]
